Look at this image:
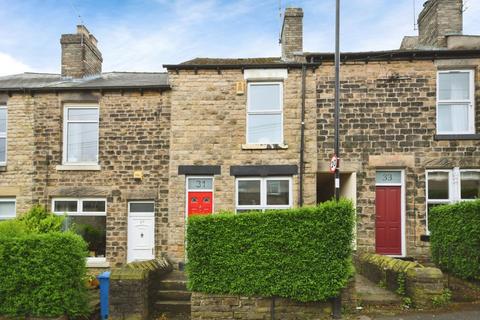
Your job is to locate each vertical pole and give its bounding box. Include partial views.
[332,0,342,318]
[334,0,341,202]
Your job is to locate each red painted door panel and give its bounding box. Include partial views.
[188,192,213,217]
[375,186,402,255]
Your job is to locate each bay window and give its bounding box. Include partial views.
[236,177,292,212]
[437,70,475,135]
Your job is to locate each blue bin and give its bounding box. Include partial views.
[97,271,111,320]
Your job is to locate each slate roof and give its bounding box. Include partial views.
[179,57,284,65]
[0,72,170,91]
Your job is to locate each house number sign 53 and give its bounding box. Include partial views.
[375,171,401,184]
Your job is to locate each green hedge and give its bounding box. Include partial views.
[430,200,480,280]
[0,232,89,317]
[186,200,355,302]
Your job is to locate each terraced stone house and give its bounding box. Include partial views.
[0,0,479,268]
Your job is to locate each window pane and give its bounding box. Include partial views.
[428,172,449,200]
[82,200,106,213]
[68,108,99,121]
[188,178,213,190]
[0,109,6,133]
[68,216,106,257]
[376,171,402,184]
[0,138,5,163]
[439,72,470,100]
[238,180,261,206]
[438,104,469,133]
[54,200,78,213]
[248,114,282,144]
[67,123,98,163]
[461,171,480,200]
[130,202,155,213]
[249,84,281,111]
[267,180,290,205]
[0,201,15,219]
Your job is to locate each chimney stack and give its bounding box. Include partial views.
[280,8,304,61]
[60,25,103,78]
[418,0,463,48]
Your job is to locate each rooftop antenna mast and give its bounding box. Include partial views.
[69,0,85,25]
[413,0,418,31]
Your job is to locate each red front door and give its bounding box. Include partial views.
[375,186,402,255]
[188,192,213,217]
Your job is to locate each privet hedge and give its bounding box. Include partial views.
[430,200,480,280]
[0,207,89,317]
[186,200,355,302]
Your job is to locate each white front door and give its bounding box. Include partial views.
[127,201,155,263]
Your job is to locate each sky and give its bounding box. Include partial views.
[0,0,479,76]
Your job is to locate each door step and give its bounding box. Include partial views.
[157,289,191,301]
[154,270,191,319]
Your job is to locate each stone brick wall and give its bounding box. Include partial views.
[316,59,480,259]
[167,68,317,264]
[418,0,463,48]
[110,258,172,320]
[2,90,171,267]
[191,293,334,320]
[0,94,36,213]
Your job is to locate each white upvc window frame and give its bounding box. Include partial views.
[63,104,100,166]
[436,70,475,135]
[246,82,284,145]
[425,169,453,234]
[128,200,155,217]
[426,167,480,234]
[52,198,107,265]
[459,168,480,201]
[0,197,16,220]
[235,176,292,213]
[0,105,7,166]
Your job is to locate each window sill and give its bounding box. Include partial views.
[0,166,6,172]
[56,164,101,171]
[241,144,288,150]
[86,258,109,268]
[434,134,480,141]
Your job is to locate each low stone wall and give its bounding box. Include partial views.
[356,253,445,307]
[406,267,444,307]
[191,279,355,320]
[110,257,172,320]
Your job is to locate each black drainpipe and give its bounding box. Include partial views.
[298,64,307,207]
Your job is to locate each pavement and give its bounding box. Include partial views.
[349,304,480,320]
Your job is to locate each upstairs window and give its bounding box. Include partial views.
[0,106,6,165]
[247,82,283,144]
[437,70,475,134]
[63,105,99,164]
